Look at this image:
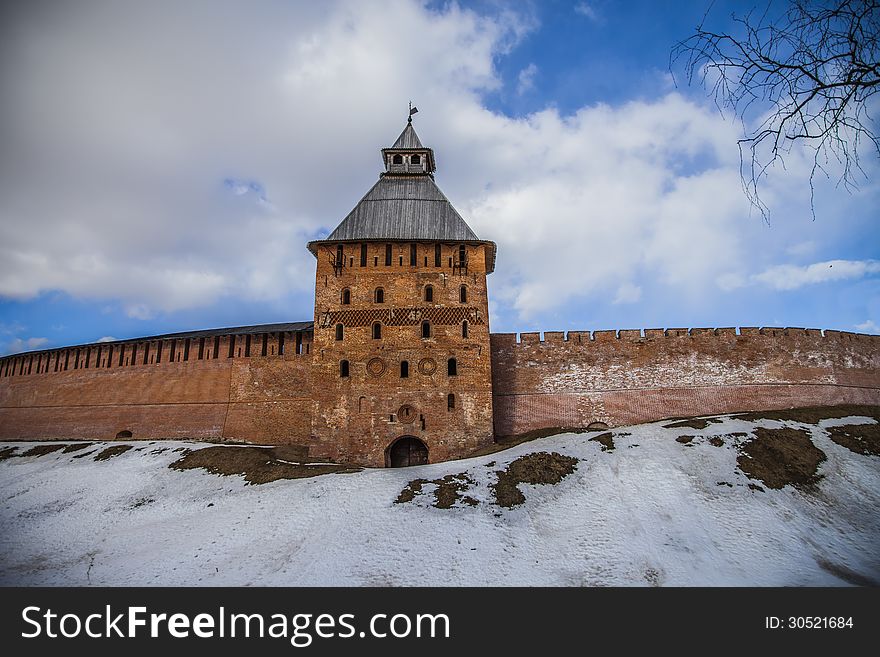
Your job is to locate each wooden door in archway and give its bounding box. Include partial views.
[387,436,428,467]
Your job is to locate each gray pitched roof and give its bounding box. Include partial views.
[391,121,424,149]
[325,175,479,242]
[308,119,497,272]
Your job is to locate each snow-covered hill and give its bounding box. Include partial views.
[1,409,878,586]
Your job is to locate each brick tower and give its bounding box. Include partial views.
[307,113,496,467]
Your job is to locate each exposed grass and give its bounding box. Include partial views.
[664,417,723,430]
[736,427,826,490]
[732,405,880,424]
[62,443,93,453]
[94,445,133,461]
[169,446,360,485]
[491,452,579,508]
[395,473,478,508]
[590,432,615,452]
[471,427,590,458]
[21,444,67,457]
[827,423,880,457]
[0,447,18,461]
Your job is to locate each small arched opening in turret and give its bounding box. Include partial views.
[116,430,133,440]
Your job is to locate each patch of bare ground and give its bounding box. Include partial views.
[72,450,97,459]
[492,452,579,509]
[94,445,133,461]
[21,444,67,457]
[708,437,724,447]
[395,473,478,508]
[395,479,427,504]
[664,417,722,430]
[733,404,880,424]
[590,432,614,452]
[736,428,826,490]
[676,435,695,444]
[62,443,93,453]
[471,427,589,458]
[827,424,880,456]
[169,446,360,485]
[0,447,19,461]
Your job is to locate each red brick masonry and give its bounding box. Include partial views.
[491,328,880,435]
[1,326,877,465]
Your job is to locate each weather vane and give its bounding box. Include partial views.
[408,101,418,123]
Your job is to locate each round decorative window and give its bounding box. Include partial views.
[367,357,386,377]
[397,404,417,424]
[418,357,436,375]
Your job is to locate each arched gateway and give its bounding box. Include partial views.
[386,436,428,468]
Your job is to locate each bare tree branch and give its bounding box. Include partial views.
[672,0,880,221]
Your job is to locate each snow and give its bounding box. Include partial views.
[1,414,878,586]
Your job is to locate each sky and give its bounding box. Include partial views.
[0,0,878,355]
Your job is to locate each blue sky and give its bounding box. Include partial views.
[1,0,878,354]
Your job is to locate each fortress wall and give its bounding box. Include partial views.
[490,328,880,436]
[3,323,878,450]
[0,347,314,445]
[223,356,315,445]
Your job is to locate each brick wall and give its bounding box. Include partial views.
[0,336,314,446]
[2,322,878,461]
[491,328,880,436]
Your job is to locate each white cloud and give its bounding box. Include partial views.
[0,0,872,330]
[574,2,600,22]
[96,336,118,343]
[613,282,642,305]
[752,260,880,291]
[5,337,48,354]
[855,319,879,334]
[462,94,747,317]
[516,63,538,95]
[0,0,533,318]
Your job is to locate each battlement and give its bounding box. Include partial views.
[490,324,880,438]
[489,327,878,346]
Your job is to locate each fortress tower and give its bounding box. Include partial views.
[307,115,496,466]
